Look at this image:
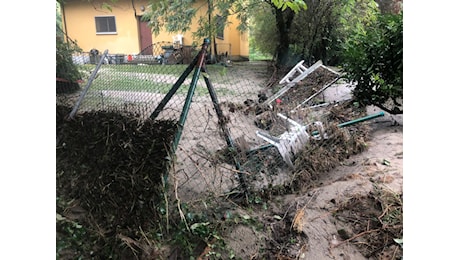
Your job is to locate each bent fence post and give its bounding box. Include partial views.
[68,49,109,120]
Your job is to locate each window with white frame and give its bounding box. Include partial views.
[95,16,117,34]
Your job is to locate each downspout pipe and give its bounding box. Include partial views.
[59,1,68,43]
[131,0,138,17]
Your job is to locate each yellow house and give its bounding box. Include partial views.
[60,0,249,62]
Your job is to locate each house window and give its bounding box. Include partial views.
[95,16,117,34]
[216,15,224,39]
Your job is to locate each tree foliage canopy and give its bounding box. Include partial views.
[142,0,306,52]
[271,0,307,13]
[142,0,197,37]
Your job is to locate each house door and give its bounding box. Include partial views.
[138,16,153,55]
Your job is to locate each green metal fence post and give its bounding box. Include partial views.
[149,54,200,120]
[170,38,210,154]
[202,66,249,197]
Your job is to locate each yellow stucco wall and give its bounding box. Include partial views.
[239,31,250,59]
[214,15,249,60]
[61,0,248,58]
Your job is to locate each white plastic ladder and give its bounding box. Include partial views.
[263,60,341,106]
[279,60,323,86]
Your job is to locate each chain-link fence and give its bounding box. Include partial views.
[57,39,367,203]
[58,40,268,200]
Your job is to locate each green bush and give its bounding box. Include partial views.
[56,38,82,82]
[341,12,403,114]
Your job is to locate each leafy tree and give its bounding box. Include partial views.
[340,11,403,114]
[290,0,379,66]
[375,0,403,14]
[250,0,380,68]
[254,0,307,67]
[56,1,63,38]
[56,37,83,83]
[249,4,277,58]
[142,0,306,66]
[56,1,82,83]
[287,0,343,66]
[326,0,379,65]
[269,1,297,67]
[143,0,236,60]
[249,0,308,67]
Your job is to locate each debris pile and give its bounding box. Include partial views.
[291,102,371,190]
[333,186,403,259]
[56,105,176,259]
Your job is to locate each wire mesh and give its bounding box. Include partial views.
[57,42,289,201]
[56,38,366,204]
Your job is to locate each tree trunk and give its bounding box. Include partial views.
[273,6,295,68]
[207,0,218,63]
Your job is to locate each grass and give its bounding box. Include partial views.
[78,63,238,97]
[71,61,258,115]
[249,46,272,61]
[80,64,189,75]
